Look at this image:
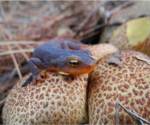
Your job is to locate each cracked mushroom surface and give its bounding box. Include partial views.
[88,50,150,125]
[3,72,88,125]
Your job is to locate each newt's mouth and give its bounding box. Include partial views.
[82,64,96,74]
[64,64,96,76]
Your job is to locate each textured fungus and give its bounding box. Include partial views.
[88,51,150,125]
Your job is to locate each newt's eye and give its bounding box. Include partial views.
[67,57,80,66]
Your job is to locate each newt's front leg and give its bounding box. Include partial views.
[22,58,45,87]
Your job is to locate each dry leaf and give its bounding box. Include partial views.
[107,51,122,67]
[134,54,150,65]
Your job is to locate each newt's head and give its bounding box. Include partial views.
[56,50,96,76]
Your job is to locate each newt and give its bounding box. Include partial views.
[22,38,96,86]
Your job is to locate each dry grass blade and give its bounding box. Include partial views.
[75,3,100,36]
[15,44,30,61]
[1,28,24,81]
[134,54,150,65]
[0,98,5,107]
[109,1,134,19]
[78,23,106,39]
[116,101,150,125]
[7,45,23,81]
[0,41,44,45]
[0,48,33,56]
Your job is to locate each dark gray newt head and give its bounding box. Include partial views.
[51,49,96,76]
[32,40,96,76]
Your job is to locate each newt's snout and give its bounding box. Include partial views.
[78,52,96,74]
